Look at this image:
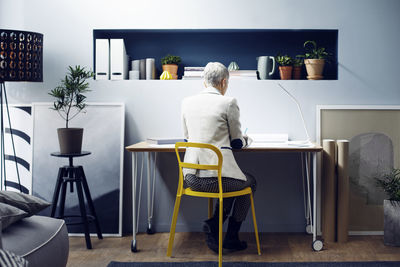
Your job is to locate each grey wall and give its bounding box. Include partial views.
[1,0,400,233]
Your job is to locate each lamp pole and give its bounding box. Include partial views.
[0,29,43,193]
[0,81,23,192]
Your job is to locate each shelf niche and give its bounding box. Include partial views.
[93,29,338,80]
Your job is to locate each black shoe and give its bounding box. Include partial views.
[203,218,219,253]
[203,203,228,254]
[223,217,247,252]
[205,232,219,254]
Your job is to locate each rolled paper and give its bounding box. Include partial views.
[146,58,155,80]
[337,140,349,243]
[139,59,146,80]
[131,60,140,71]
[322,139,336,242]
[129,70,139,80]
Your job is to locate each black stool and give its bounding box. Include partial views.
[50,151,102,249]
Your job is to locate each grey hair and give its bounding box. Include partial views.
[203,62,229,87]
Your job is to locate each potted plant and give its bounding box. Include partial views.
[293,56,304,80]
[376,168,400,246]
[276,54,293,80]
[161,54,181,80]
[49,65,93,154]
[302,40,330,80]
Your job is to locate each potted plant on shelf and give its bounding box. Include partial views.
[49,65,93,154]
[302,40,330,80]
[376,168,400,246]
[293,56,304,80]
[276,54,293,80]
[161,54,181,80]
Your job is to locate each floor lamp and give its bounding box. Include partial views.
[0,29,43,193]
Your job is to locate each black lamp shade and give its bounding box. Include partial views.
[0,29,43,82]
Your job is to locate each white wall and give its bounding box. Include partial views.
[1,0,400,233]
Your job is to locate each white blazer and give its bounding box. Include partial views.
[181,86,248,181]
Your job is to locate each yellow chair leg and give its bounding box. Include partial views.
[250,193,261,255]
[167,195,182,257]
[208,198,213,219]
[218,198,223,267]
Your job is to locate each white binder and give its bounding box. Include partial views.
[110,39,129,80]
[95,39,110,80]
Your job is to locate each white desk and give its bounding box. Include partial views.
[125,141,323,252]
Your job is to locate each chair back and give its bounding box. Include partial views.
[175,142,223,196]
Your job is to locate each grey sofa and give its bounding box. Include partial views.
[1,215,69,267]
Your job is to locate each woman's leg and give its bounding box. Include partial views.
[223,173,257,251]
[231,173,257,222]
[184,173,257,252]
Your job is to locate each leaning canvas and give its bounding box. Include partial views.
[317,106,400,233]
[32,103,124,236]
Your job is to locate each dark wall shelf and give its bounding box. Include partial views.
[93,29,338,80]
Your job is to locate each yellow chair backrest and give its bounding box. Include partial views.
[174,142,224,196]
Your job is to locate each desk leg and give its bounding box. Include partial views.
[131,152,144,253]
[302,153,312,235]
[311,152,323,251]
[147,152,156,234]
[131,152,138,252]
[132,151,145,252]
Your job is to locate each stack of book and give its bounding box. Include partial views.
[229,70,258,80]
[146,137,185,145]
[182,67,204,80]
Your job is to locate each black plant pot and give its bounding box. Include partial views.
[57,128,83,154]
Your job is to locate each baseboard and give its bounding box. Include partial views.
[348,231,384,235]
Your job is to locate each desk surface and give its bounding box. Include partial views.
[126,141,322,152]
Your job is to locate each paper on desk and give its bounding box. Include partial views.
[247,133,288,143]
[148,144,176,148]
[249,141,315,148]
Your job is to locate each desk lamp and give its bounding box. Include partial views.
[0,29,43,193]
[277,83,313,146]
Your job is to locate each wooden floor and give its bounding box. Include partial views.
[67,233,400,267]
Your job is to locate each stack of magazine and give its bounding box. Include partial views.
[146,137,185,145]
[229,70,258,80]
[182,67,204,80]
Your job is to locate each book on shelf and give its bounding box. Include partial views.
[229,70,257,76]
[229,75,258,80]
[146,137,185,145]
[182,76,203,80]
[183,70,204,77]
[184,66,205,71]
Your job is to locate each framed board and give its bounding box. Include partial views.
[1,105,33,194]
[317,105,400,234]
[32,103,125,236]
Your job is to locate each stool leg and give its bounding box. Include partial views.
[79,166,103,239]
[59,178,68,219]
[51,168,64,217]
[76,178,92,249]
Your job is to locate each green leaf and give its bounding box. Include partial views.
[49,65,93,125]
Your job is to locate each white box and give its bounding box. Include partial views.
[95,39,110,80]
[110,39,129,80]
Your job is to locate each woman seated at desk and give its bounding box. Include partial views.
[181,62,257,253]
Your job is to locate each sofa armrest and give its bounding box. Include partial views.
[0,221,3,249]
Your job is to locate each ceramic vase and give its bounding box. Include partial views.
[304,59,325,80]
[293,66,302,80]
[57,128,83,154]
[162,64,178,80]
[279,66,293,80]
[384,199,400,246]
[257,56,275,79]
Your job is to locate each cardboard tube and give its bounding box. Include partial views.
[337,140,349,243]
[322,139,336,242]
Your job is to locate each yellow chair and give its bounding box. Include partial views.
[167,142,261,267]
